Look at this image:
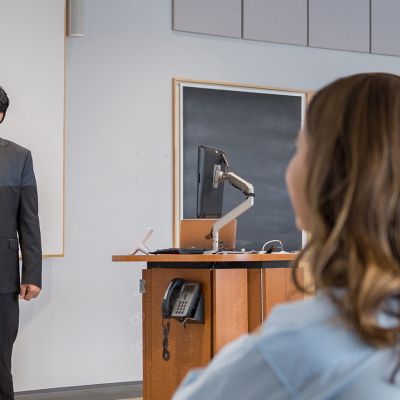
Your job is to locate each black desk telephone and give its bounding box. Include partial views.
[161,278,201,319]
[160,278,204,361]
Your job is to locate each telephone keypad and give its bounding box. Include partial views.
[168,282,201,318]
[174,300,188,315]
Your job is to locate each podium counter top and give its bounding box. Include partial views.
[112,252,298,263]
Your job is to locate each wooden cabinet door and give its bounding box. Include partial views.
[264,268,304,317]
[212,269,248,354]
[248,268,304,332]
[143,268,213,400]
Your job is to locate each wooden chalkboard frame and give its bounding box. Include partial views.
[173,78,311,248]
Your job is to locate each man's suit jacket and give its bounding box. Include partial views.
[0,137,42,293]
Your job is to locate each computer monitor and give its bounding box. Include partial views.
[197,145,227,218]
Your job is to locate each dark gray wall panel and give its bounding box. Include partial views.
[173,0,241,38]
[309,0,370,53]
[371,0,400,56]
[243,0,307,46]
[182,86,303,252]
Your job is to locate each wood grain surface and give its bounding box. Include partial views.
[143,269,212,400]
[212,269,248,353]
[113,253,297,263]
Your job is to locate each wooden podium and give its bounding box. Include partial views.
[113,253,303,400]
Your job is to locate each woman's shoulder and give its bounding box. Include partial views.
[262,293,339,331]
[256,293,372,363]
[252,294,377,398]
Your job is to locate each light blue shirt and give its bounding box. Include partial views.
[173,294,400,400]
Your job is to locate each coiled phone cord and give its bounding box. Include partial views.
[162,319,170,361]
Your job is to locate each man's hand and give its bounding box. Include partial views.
[20,284,41,301]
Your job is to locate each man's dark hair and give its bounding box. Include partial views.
[0,86,10,123]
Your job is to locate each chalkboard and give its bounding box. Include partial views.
[174,80,306,252]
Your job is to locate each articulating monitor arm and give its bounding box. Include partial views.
[211,171,254,252]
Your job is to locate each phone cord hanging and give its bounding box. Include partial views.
[162,319,170,361]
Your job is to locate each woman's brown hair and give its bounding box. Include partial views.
[293,73,400,373]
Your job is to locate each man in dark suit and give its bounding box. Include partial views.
[0,86,42,399]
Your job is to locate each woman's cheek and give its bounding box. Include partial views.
[286,154,309,231]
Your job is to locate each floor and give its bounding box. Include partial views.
[15,382,143,400]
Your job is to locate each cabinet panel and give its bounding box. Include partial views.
[173,0,241,38]
[263,268,304,318]
[371,0,400,56]
[243,0,307,46]
[263,268,286,317]
[309,0,370,52]
[144,269,213,400]
[248,269,263,332]
[213,269,248,353]
[285,268,304,302]
[142,270,152,400]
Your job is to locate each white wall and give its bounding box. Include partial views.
[12,0,400,391]
[1,0,65,256]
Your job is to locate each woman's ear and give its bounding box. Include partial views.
[0,112,4,123]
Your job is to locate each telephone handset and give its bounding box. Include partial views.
[161,278,204,361]
[161,278,201,320]
[161,278,184,318]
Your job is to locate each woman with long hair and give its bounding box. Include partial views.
[173,73,400,399]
